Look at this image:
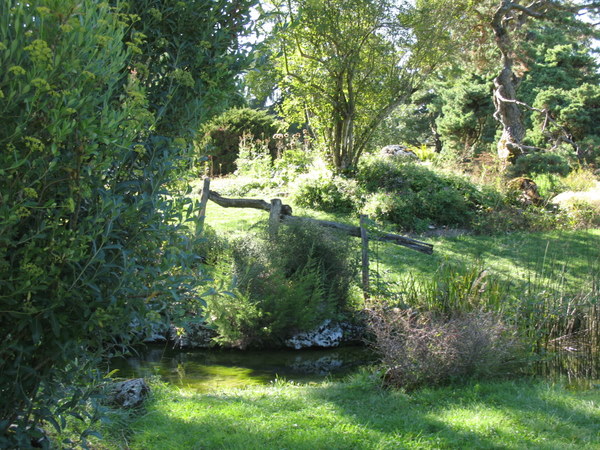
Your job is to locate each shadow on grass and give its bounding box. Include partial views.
[125,378,600,449]
[381,229,600,291]
[304,378,600,449]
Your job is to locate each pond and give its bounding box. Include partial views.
[109,344,377,391]
[109,340,600,392]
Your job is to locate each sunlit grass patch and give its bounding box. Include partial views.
[103,378,600,449]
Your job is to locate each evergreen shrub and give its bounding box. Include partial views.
[197,108,286,174]
[206,222,357,348]
[508,152,571,178]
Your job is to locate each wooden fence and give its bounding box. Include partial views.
[195,178,433,299]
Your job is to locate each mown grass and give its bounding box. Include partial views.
[98,376,600,449]
[145,177,600,450]
[202,179,600,291]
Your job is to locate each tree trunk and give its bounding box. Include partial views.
[331,114,355,170]
[493,66,525,162]
[491,1,529,163]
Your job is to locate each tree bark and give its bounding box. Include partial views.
[491,2,527,162]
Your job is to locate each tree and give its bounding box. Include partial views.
[261,0,464,170]
[465,0,599,161]
[436,74,497,156]
[122,0,257,139]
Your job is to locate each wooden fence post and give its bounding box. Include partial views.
[196,177,211,238]
[269,198,282,237]
[360,214,370,300]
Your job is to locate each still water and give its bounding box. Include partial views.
[109,345,377,391]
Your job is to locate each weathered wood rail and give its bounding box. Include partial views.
[196,177,433,299]
[201,181,433,255]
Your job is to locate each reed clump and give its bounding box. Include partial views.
[367,260,600,389]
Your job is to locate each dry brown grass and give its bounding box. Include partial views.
[366,304,522,390]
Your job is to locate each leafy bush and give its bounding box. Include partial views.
[508,152,571,178]
[367,306,521,391]
[197,108,286,174]
[291,172,360,213]
[0,1,210,445]
[205,222,357,348]
[355,157,500,231]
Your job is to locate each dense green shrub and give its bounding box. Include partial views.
[291,172,360,213]
[198,108,286,174]
[355,157,501,231]
[0,1,216,445]
[205,222,358,348]
[508,152,571,178]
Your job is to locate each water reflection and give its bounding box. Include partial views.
[538,339,600,389]
[109,345,376,391]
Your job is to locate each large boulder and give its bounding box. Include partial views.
[551,181,600,212]
[108,378,149,409]
[284,319,364,350]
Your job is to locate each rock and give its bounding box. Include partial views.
[284,319,365,349]
[551,181,600,212]
[169,322,217,349]
[109,378,149,409]
[380,145,419,160]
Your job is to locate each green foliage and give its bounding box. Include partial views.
[0,2,142,442]
[435,74,496,156]
[235,134,274,180]
[508,152,572,178]
[0,0,228,444]
[291,172,359,213]
[561,166,598,192]
[122,0,257,139]
[529,84,600,162]
[264,0,456,169]
[206,222,357,348]
[198,107,286,174]
[356,157,500,231]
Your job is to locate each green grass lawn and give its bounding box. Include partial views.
[100,377,600,449]
[206,179,600,288]
[201,181,600,292]
[123,178,600,450]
